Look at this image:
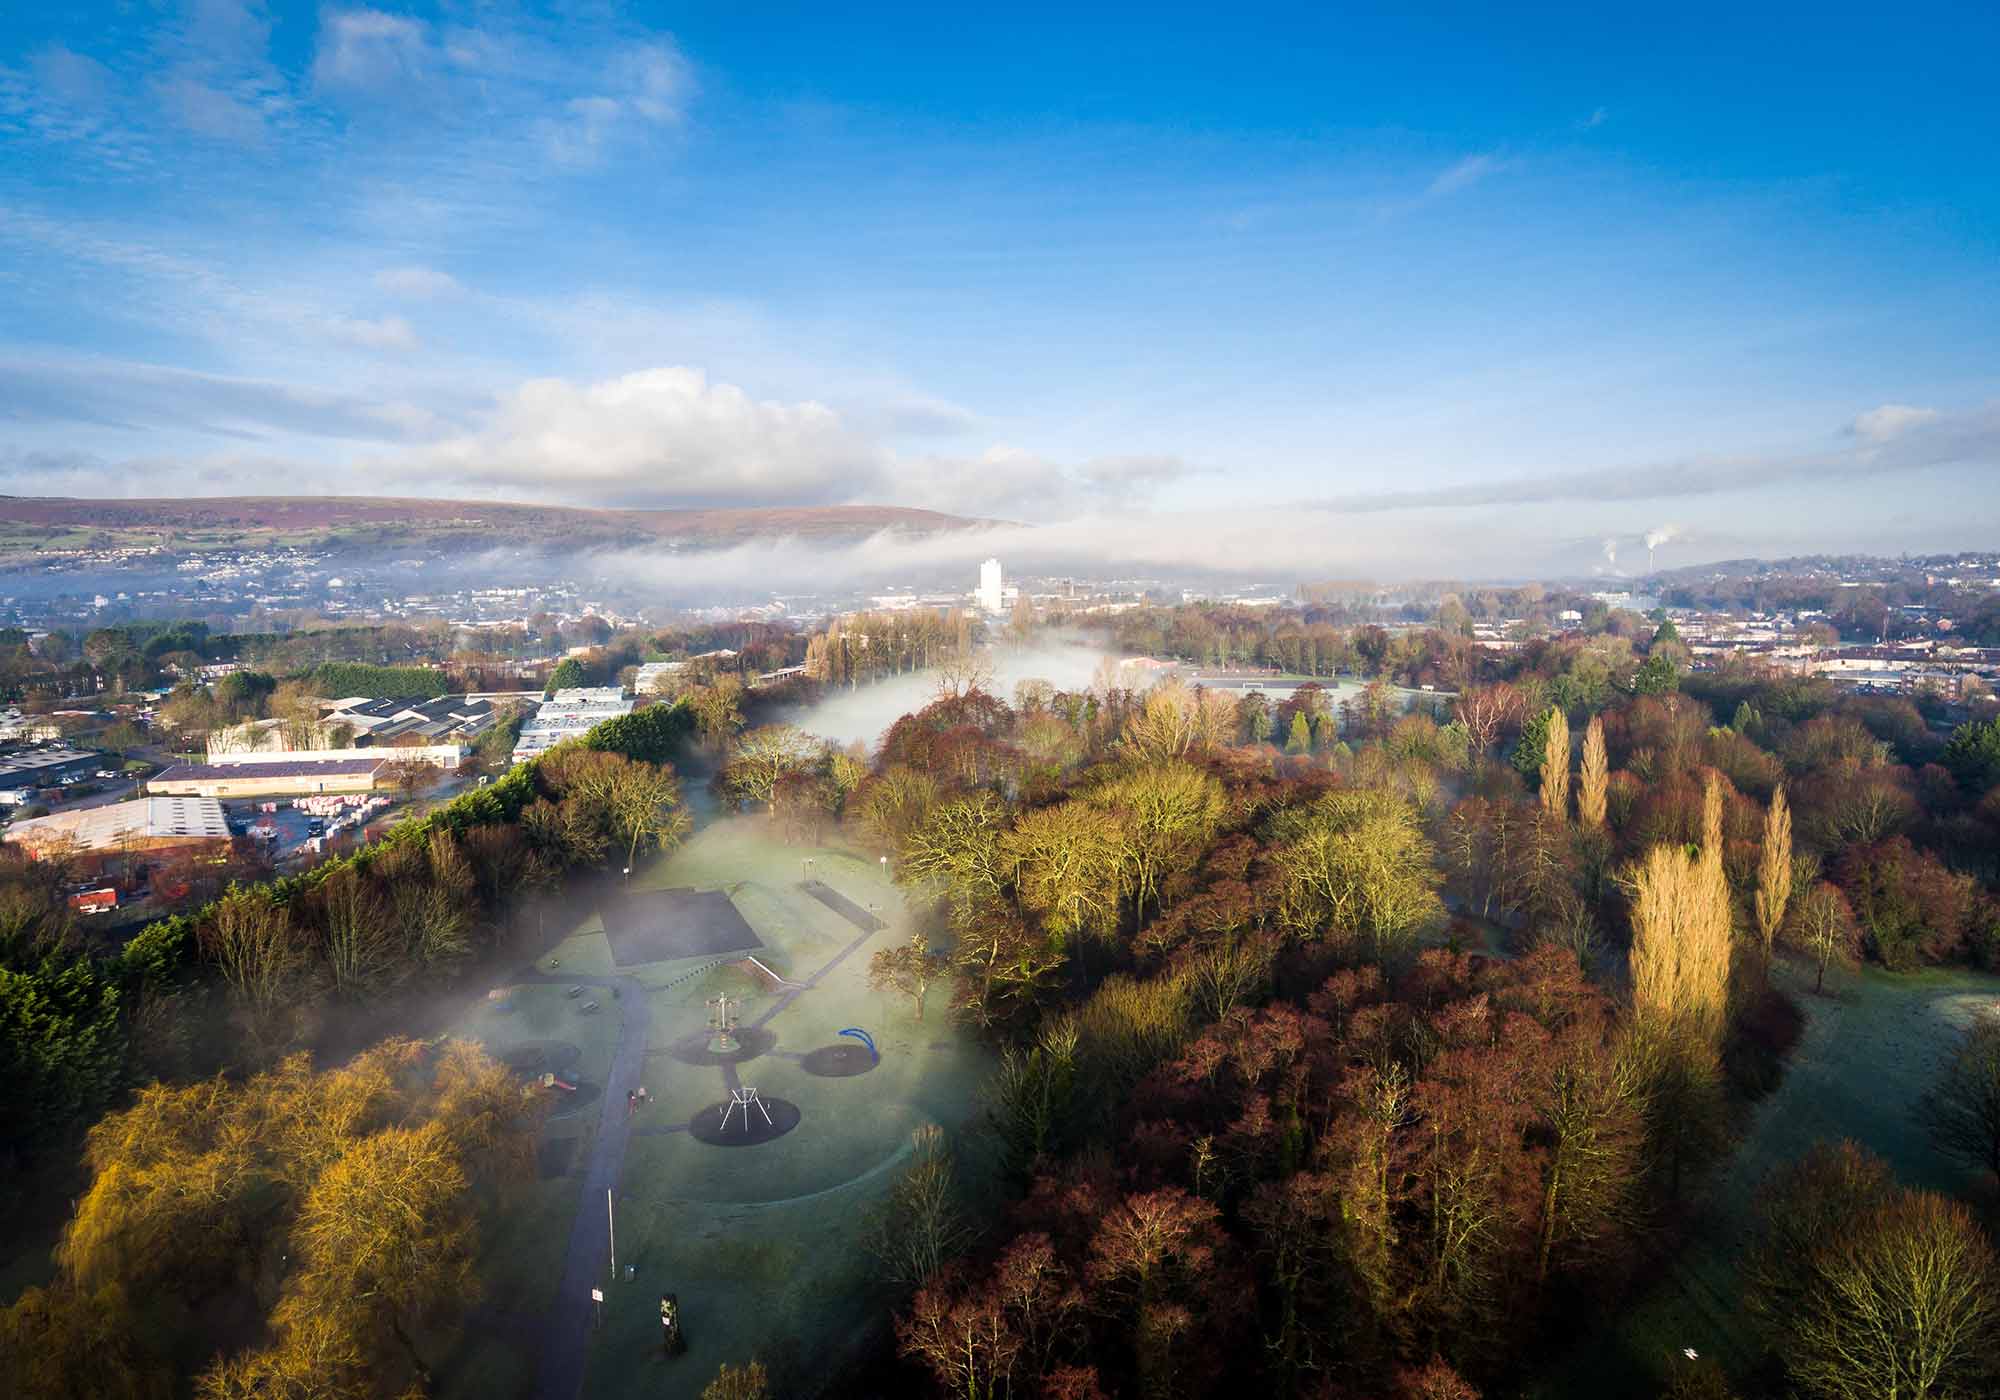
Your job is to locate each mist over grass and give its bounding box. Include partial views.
[777,633,1113,751]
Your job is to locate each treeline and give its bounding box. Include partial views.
[1095,590,1633,678]
[803,609,976,689]
[0,700,694,1172]
[0,621,466,700]
[1656,566,2000,646]
[0,612,827,709]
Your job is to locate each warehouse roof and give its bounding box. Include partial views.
[8,796,230,851]
[153,758,384,781]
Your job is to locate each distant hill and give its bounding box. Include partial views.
[0,495,998,561]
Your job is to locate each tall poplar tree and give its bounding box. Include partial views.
[1540,708,1571,821]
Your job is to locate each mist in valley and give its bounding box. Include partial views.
[775,633,1115,752]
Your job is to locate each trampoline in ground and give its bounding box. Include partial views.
[798,1043,878,1077]
[598,887,761,967]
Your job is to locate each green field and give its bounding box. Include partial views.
[1528,959,2000,1397]
[435,819,993,1400]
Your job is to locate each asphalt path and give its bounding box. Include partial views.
[529,969,651,1400]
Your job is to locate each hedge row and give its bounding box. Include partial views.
[305,662,452,699]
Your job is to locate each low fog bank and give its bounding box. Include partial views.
[779,635,1112,752]
[557,495,1906,605]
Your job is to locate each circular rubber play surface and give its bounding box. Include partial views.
[799,1043,878,1077]
[659,1026,777,1067]
[687,1096,802,1146]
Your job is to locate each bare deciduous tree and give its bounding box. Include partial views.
[869,931,951,1022]
[200,886,308,1025]
[1786,882,1859,995]
[720,725,819,815]
[1916,1016,2000,1185]
[1745,1141,2000,1400]
[865,1126,971,1287]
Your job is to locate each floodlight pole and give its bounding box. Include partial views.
[607,1188,616,1282]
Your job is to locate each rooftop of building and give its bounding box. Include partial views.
[153,757,385,781]
[8,795,230,850]
[0,748,99,782]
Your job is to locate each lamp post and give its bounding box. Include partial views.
[880,854,889,880]
[802,856,814,885]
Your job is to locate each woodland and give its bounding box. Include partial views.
[5,606,2000,1398]
[709,622,2000,1399]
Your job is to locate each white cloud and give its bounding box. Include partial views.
[0,44,150,169]
[374,264,463,300]
[326,314,419,353]
[1850,403,1939,443]
[31,44,113,108]
[149,0,293,145]
[892,445,1195,520]
[1580,106,1608,129]
[312,8,431,92]
[416,367,878,506]
[619,43,693,124]
[0,355,451,444]
[535,41,694,167]
[1300,403,1999,513]
[152,72,270,143]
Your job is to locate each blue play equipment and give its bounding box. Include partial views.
[838,1027,879,1063]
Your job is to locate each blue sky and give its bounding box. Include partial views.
[0,1,1995,579]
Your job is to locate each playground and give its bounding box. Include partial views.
[433,816,994,1400]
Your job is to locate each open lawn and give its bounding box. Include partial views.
[435,819,993,1400]
[1527,957,2000,1397]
